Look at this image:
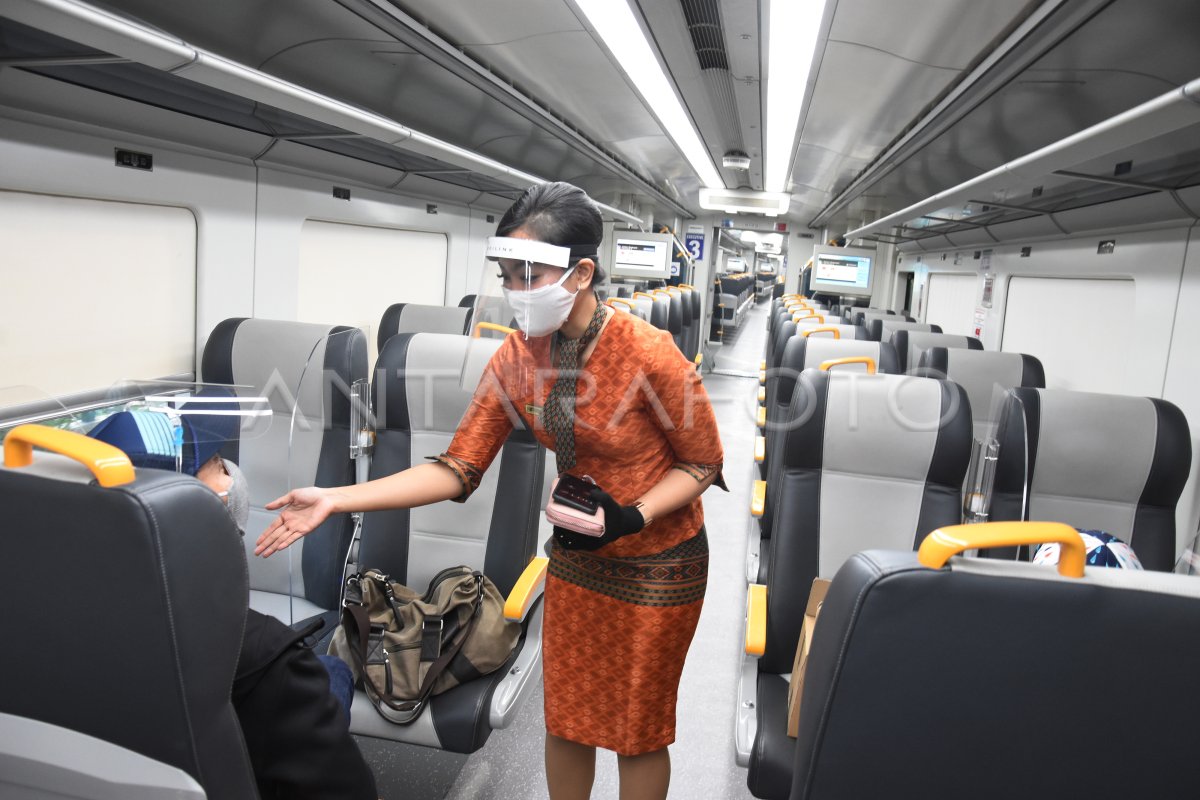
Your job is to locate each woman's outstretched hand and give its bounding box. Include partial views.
[255,487,336,557]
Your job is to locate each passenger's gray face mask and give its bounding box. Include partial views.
[222,458,250,536]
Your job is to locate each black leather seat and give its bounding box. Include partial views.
[347,331,546,752]
[751,335,902,579]
[866,318,941,342]
[377,302,471,351]
[787,525,1200,799]
[989,387,1190,570]
[892,330,982,372]
[918,347,1044,439]
[739,368,971,798]
[0,429,257,798]
[202,317,367,625]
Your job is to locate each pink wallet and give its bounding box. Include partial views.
[545,476,606,537]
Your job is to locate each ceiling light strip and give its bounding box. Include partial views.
[763,0,827,194]
[574,0,724,189]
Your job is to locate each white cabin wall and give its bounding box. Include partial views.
[903,223,1200,553]
[252,166,474,316]
[0,111,496,376]
[0,114,258,365]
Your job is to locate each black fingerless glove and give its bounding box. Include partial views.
[552,486,645,552]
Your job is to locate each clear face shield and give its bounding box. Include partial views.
[461,236,576,391]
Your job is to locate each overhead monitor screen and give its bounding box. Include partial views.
[610,234,672,280]
[810,250,874,297]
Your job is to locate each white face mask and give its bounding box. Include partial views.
[503,265,578,338]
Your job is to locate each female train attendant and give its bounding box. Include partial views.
[256,181,725,800]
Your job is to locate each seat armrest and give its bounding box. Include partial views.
[751,480,766,517]
[746,583,767,656]
[504,557,549,621]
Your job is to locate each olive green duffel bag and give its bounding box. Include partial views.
[330,565,518,724]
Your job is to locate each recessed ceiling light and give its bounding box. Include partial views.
[575,0,725,189]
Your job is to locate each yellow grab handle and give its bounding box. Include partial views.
[751,479,766,517]
[607,298,636,310]
[679,283,694,289]
[759,370,766,385]
[474,322,515,338]
[756,406,767,428]
[503,556,549,620]
[694,353,703,366]
[820,356,877,374]
[760,360,766,370]
[3,425,135,488]
[803,326,842,339]
[754,435,766,463]
[746,584,767,656]
[633,291,655,300]
[919,522,1086,578]
[758,387,766,403]
[794,314,825,324]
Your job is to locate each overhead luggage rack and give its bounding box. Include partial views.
[845,76,1200,248]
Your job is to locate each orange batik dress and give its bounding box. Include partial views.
[432,307,725,755]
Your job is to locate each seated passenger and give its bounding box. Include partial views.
[88,401,377,800]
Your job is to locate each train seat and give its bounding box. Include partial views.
[671,285,696,361]
[201,318,367,626]
[866,318,941,342]
[918,348,1044,440]
[659,289,686,353]
[989,388,1191,571]
[842,306,883,323]
[852,309,911,329]
[891,330,982,372]
[738,369,971,795]
[781,523,1200,800]
[0,428,257,798]
[750,337,902,581]
[348,332,546,752]
[684,284,702,360]
[377,302,471,351]
[608,296,652,323]
[0,712,207,799]
[637,291,671,331]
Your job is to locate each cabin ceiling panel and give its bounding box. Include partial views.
[828,0,1034,70]
[798,41,960,164]
[790,0,1035,226]
[92,0,389,67]
[823,0,1200,233]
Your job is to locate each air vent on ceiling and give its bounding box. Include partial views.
[679,0,745,168]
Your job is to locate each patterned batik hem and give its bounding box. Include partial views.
[549,529,708,607]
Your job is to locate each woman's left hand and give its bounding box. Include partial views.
[553,486,645,551]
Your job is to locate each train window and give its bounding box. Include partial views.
[297,220,448,364]
[1003,276,1135,393]
[925,273,978,335]
[0,190,196,399]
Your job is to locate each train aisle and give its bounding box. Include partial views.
[439,300,768,800]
